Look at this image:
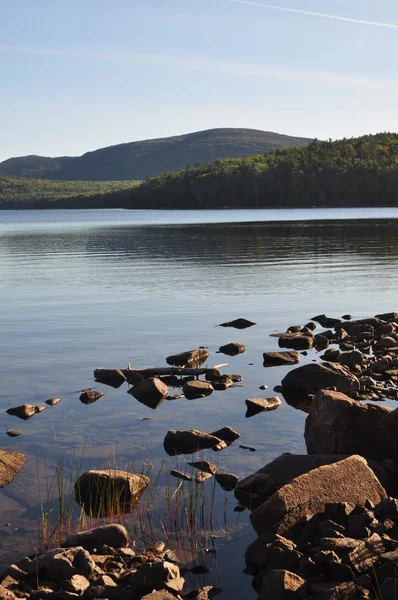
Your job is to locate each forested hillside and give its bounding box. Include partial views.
[126,133,398,209]
[0,177,139,209]
[0,129,310,181]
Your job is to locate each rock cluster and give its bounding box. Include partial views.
[0,525,219,600]
[239,455,398,599]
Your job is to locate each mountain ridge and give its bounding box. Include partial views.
[0,128,311,181]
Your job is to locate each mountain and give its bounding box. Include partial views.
[0,128,311,181]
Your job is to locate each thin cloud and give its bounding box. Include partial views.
[0,44,395,88]
[232,0,398,29]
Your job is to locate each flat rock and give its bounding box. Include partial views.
[245,397,281,418]
[0,448,27,487]
[62,524,129,550]
[79,390,104,405]
[6,404,36,420]
[218,342,246,356]
[281,362,360,395]
[263,351,300,367]
[183,380,214,399]
[164,430,222,455]
[250,455,387,537]
[166,348,210,368]
[74,470,149,517]
[128,377,168,409]
[62,574,90,594]
[170,469,193,481]
[219,318,256,329]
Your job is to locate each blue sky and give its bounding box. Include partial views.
[1,0,398,161]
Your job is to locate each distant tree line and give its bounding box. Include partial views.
[127,133,398,209]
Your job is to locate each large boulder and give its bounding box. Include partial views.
[62,524,129,550]
[250,455,387,537]
[305,389,398,463]
[75,470,149,517]
[281,362,360,395]
[235,452,396,510]
[0,448,27,487]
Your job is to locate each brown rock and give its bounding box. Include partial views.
[250,456,387,537]
[6,404,36,420]
[62,575,90,594]
[79,390,104,405]
[62,524,129,551]
[258,569,307,599]
[312,314,342,327]
[164,430,221,455]
[305,389,398,462]
[278,333,314,351]
[5,431,21,438]
[339,351,364,367]
[195,471,213,483]
[128,377,168,409]
[218,342,246,356]
[45,398,61,406]
[124,561,184,592]
[245,397,281,417]
[263,351,300,367]
[0,448,27,487]
[170,469,193,481]
[183,380,214,399]
[210,426,240,444]
[281,362,360,395]
[183,587,223,599]
[166,347,210,367]
[188,460,218,475]
[74,470,149,517]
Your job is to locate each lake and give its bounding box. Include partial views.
[1,207,398,597]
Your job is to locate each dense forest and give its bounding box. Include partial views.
[0,129,310,181]
[0,177,139,209]
[126,133,398,209]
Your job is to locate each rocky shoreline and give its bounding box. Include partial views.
[4,310,398,598]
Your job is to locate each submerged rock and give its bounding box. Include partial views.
[79,390,104,405]
[218,342,246,356]
[263,351,300,367]
[0,448,27,487]
[219,318,256,329]
[164,430,222,456]
[75,469,149,517]
[128,377,168,409]
[166,348,210,368]
[245,397,281,418]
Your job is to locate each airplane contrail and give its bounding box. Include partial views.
[232,0,398,29]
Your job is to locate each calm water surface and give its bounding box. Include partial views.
[1,208,398,597]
